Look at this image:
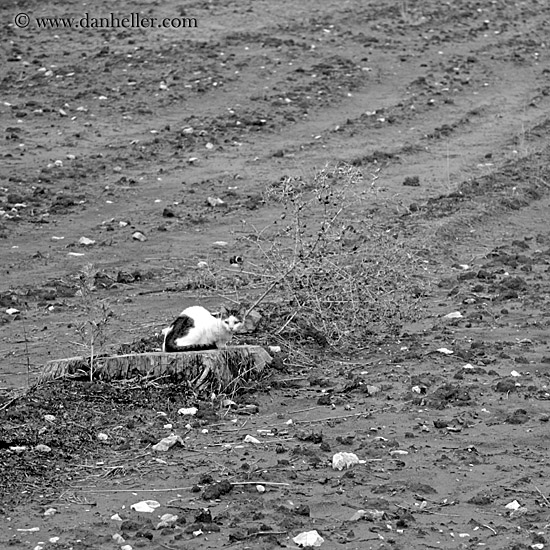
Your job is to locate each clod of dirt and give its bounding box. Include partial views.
[116,271,136,284]
[162,207,177,218]
[335,434,356,445]
[495,378,517,393]
[292,446,323,467]
[135,529,154,540]
[468,492,494,505]
[202,480,232,500]
[498,289,519,300]
[199,473,214,485]
[403,176,420,187]
[499,276,528,290]
[295,504,310,516]
[426,383,472,409]
[505,408,530,424]
[121,518,154,531]
[316,396,332,406]
[195,508,213,523]
[433,419,449,429]
[296,430,323,443]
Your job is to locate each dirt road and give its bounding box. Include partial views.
[1,0,550,548]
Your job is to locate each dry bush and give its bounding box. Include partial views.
[250,162,427,346]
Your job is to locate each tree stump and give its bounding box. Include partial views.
[39,345,272,394]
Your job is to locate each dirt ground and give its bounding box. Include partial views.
[1,0,550,548]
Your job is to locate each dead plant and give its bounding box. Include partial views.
[75,263,113,381]
[246,161,427,346]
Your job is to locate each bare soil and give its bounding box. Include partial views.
[1,0,550,549]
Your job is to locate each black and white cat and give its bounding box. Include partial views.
[162,305,243,352]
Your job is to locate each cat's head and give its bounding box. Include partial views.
[215,306,243,333]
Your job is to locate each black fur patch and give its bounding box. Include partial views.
[167,342,217,352]
[163,315,194,352]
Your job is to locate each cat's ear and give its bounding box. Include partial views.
[217,305,228,317]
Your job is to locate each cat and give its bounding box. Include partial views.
[162,305,243,352]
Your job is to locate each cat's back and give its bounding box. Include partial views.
[179,305,213,320]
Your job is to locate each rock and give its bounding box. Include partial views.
[332,452,364,470]
[178,407,198,416]
[78,236,96,246]
[130,500,160,513]
[132,231,147,242]
[293,530,325,547]
[206,196,226,207]
[242,310,261,332]
[152,434,184,451]
[443,311,463,319]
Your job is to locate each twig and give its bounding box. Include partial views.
[0,394,24,412]
[480,523,497,535]
[231,481,289,486]
[21,321,32,386]
[138,288,167,296]
[89,331,94,383]
[221,267,277,279]
[533,485,550,507]
[244,530,287,539]
[77,486,194,493]
[294,407,392,424]
[210,436,294,447]
[395,503,462,517]
[272,376,308,383]
[275,310,299,335]
[289,405,324,414]
[242,262,300,320]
